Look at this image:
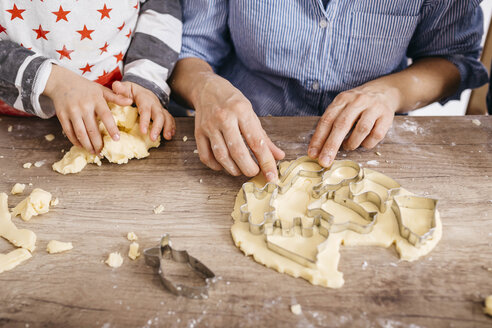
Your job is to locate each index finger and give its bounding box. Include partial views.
[239,117,278,182]
[318,104,366,167]
[95,100,120,141]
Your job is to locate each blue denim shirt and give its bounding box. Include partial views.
[180,0,488,116]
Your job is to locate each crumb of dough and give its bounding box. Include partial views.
[46,240,73,254]
[11,183,26,195]
[127,232,138,241]
[105,252,123,268]
[485,295,492,316]
[50,198,59,206]
[61,149,65,153]
[7,125,12,132]
[183,136,188,142]
[34,160,46,168]
[128,242,140,260]
[472,119,481,126]
[193,149,198,154]
[291,304,302,315]
[12,188,52,221]
[153,204,165,214]
[23,163,32,169]
[375,151,382,156]
[199,178,203,184]
[44,134,55,142]
[28,183,33,186]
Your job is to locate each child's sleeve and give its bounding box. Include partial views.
[0,40,54,118]
[122,0,182,108]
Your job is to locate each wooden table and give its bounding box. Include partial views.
[0,115,491,328]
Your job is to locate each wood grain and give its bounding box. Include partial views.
[0,115,491,328]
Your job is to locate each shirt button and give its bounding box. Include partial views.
[319,19,328,28]
[312,81,320,90]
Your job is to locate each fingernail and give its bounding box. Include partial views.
[266,172,275,182]
[114,133,120,141]
[320,155,331,167]
[165,132,171,139]
[172,129,176,136]
[143,127,147,134]
[152,133,157,140]
[308,147,319,158]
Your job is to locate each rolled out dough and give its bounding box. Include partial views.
[12,188,52,221]
[0,249,32,274]
[53,103,160,174]
[231,158,442,288]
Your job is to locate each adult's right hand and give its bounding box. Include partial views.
[192,72,284,181]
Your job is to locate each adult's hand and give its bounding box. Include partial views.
[308,82,399,167]
[170,58,285,181]
[308,57,461,167]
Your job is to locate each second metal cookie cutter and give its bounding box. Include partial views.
[143,234,217,299]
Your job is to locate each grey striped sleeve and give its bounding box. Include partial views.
[0,40,54,118]
[122,0,182,108]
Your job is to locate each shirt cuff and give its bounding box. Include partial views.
[34,59,55,118]
[122,73,171,108]
[439,54,488,104]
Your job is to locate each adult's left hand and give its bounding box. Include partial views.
[307,82,400,167]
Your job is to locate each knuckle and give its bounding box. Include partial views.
[249,137,265,153]
[214,149,228,162]
[372,129,386,141]
[333,117,349,129]
[357,122,372,134]
[319,115,333,126]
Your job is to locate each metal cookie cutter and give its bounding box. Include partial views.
[349,168,401,213]
[143,234,217,299]
[311,160,363,198]
[391,195,438,248]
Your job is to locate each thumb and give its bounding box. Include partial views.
[102,85,133,107]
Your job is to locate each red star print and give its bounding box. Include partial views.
[114,52,124,63]
[97,4,112,20]
[0,24,6,34]
[125,29,132,38]
[52,6,70,22]
[134,2,139,9]
[6,4,25,20]
[99,42,109,54]
[20,43,32,50]
[98,70,109,80]
[77,25,94,40]
[56,45,74,60]
[117,22,125,31]
[79,63,94,75]
[32,25,50,40]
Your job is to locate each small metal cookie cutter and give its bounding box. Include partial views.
[143,234,217,299]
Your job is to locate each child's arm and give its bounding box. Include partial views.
[112,0,181,141]
[0,40,54,118]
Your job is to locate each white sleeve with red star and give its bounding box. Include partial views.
[0,1,181,118]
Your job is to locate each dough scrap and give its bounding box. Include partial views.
[127,232,138,241]
[231,158,442,288]
[106,252,123,268]
[290,304,302,315]
[46,240,73,254]
[53,104,160,174]
[11,183,26,195]
[50,198,59,206]
[485,295,492,317]
[153,204,165,214]
[45,134,55,141]
[0,248,32,274]
[0,193,36,252]
[23,163,32,169]
[12,188,52,222]
[128,242,140,260]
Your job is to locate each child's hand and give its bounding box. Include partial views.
[44,65,133,154]
[111,81,176,141]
